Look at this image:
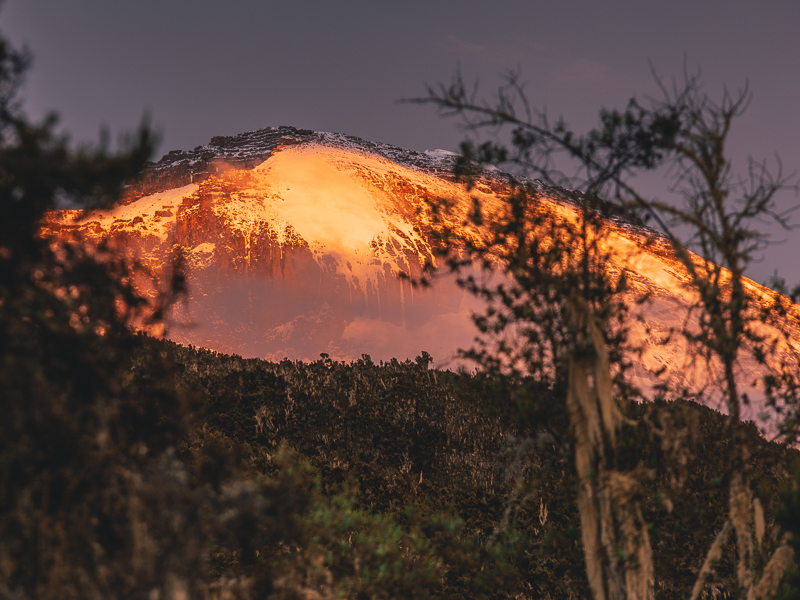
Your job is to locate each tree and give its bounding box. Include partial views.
[0,29,312,600]
[410,66,800,600]
[417,164,653,600]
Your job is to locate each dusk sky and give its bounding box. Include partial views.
[4,1,799,286]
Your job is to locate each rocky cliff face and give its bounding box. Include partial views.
[42,128,492,363]
[41,126,800,431]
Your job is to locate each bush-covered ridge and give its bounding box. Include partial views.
[152,339,800,599]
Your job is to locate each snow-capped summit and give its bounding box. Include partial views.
[42,126,800,431]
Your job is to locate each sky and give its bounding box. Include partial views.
[3,0,799,286]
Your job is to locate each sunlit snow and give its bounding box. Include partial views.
[41,129,800,434]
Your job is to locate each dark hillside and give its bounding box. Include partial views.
[148,339,800,599]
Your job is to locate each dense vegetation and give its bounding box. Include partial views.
[144,339,800,599]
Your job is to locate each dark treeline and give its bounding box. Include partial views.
[152,339,800,599]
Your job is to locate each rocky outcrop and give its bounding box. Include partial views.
[120,126,316,205]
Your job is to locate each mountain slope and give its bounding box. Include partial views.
[41,126,800,429]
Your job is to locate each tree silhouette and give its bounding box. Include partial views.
[411,65,800,600]
[0,28,310,600]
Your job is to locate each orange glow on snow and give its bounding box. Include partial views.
[39,141,800,431]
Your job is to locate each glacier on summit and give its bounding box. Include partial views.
[41,126,800,431]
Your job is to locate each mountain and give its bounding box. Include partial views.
[41,126,800,430]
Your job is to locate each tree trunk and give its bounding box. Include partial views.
[567,298,653,600]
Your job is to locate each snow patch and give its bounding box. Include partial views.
[86,183,198,242]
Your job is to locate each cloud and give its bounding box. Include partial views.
[439,35,552,67]
[436,36,648,103]
[555,58,618,84]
